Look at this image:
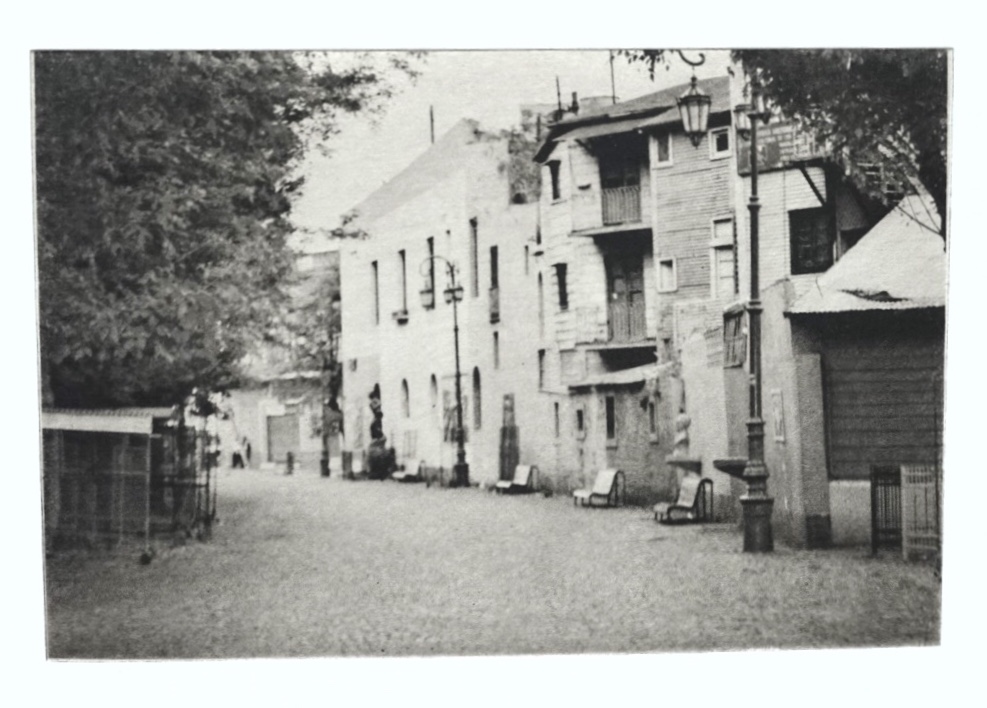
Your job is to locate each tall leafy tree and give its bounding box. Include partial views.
[35,51,418,408]
[623,49,949,238]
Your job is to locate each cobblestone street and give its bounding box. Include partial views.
[45,466,940,659]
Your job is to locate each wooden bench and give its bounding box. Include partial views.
[573,469,625,508]
[653,474,713,524]
[392,460,425,483]
[495,464,538,494]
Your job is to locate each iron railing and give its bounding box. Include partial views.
[602,185,641,225]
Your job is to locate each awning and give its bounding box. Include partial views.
[555,109,674,142]
[42,408,174,435]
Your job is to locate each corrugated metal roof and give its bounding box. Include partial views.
[788,194,946,315]
[42,408,174,434]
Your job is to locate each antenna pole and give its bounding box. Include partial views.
[609,50,617,105]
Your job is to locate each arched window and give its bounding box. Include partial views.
[472,367,482,430]
[401,379,410,418]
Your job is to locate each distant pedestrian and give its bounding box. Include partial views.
[231,440,245,469]
[244,437,252,465]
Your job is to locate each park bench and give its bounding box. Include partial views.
[572,468,625,508]
[495,464,538,495]
[392,460,425,483]
[653,473,713,524]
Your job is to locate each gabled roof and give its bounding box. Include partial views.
[788,194,946,314]
[351,118,487,224]
[535,76,731,162]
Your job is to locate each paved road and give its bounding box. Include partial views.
[45,466,940,658]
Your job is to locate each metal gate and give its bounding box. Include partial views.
[870,465,902,555]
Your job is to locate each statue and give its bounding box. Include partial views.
[367,384,393,479]
[672,377,691,458]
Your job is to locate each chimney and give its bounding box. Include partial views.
[570,91,579,115]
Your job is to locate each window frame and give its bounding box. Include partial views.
[710,216,737,299]
[655,131,673,168]
[789,206,834,276]
[554,262,569,311]
[548,160,562,201]
[605,395,617,443]
[709,127,731,160]
[657,258,678,293]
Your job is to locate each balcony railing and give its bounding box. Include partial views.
[489,286,500,324]
[574,303,649,345]
[601,185,642,226]
[607,299,648,343]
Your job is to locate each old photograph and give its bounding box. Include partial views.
[32,47,948,667]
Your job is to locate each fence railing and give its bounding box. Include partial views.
[602,185,642,225]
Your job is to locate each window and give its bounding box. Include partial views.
[648,400,657,437]
[548,160,562,200]
[709,127,730,159]
[554,263,569,311]
[723,311,747,368]
[371,261,379,324]
[538,273,545,337]
[470,218,479,297]
[712,246,736,298]
[554,402,560,438]
[711,217,736,298]
[605,396,616,441]
[490,246,499,289]
[430,375,438,410]
[398,249,407,310]
[789,207,833,275]
[401,379,410,418]
[424,237,435,308]
[658,258,677,292]
[575,407,585,439]
[472,367,482,430]
[656,132,672,166]
[538,349,546,389]
[493,332,500,369]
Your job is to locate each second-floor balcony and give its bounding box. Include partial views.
[601,185,642,226]
[574,303,651,348]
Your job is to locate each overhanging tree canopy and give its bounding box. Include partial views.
[623,49,948,239]
[35,51,418,408]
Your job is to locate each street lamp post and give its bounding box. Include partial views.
[421,256,469,487]
[678,55,774,552]
[733,80,775,552]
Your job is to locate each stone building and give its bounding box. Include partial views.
[338,118,552,485]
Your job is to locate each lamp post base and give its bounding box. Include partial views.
[453,462,470,488]
[740,495,774,552]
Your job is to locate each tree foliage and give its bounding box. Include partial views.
[622,49,949,238]
[35,51,418,408]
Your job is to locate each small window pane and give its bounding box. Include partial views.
[657,133,670,163]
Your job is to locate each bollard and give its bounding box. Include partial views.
[285,451,294,476]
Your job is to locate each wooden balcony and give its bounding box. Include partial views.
[602,185,642,226]
[607,299,647,343]
[575,304,652,348]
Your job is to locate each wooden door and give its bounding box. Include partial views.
[606,255,646,342]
